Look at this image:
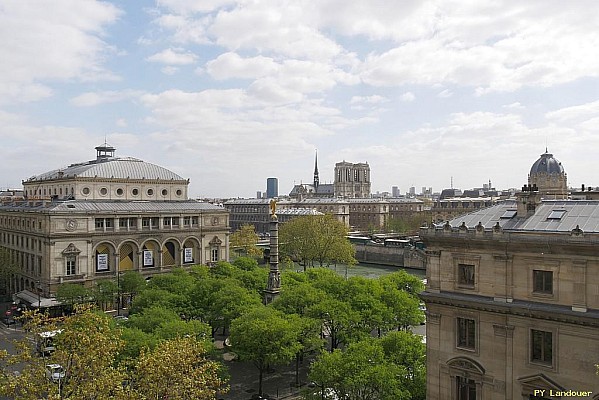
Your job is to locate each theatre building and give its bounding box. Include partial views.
[1,144,228,305]
[421,151,599,399]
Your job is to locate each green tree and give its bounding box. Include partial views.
[287,314,323,386]
[55,283,91,313]
[280,214,356,269]
[127,306,181,334]
[0,306,229,400]
[385,214,429,235]
[379,270,425,297]
[308,339,411,400]
[272,281,327,316]
[128,288,189,316]
[306,297,361,351]
[230,224,263,258]
[92,279,117,311]
[229,307,302,396]
[232,256,260,270]
[52,306,129,399]
[119,270,146,307]
[133,336,228,400]
[380,331,426,400]
[209,283,262,335]
[0,248,18,299]
[0,306,132,400]
[343,276,390,337]
[118,327,158,363]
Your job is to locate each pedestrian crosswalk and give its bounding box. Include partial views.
[0,325,24,337]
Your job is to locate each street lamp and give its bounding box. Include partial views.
[116,270,121,316]
[36,280,41,309]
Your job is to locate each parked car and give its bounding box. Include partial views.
[113,315,129,323]
[45,364,65,383]
[419,302,426,324]
[36,330,63,356]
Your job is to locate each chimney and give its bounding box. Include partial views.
[517,184,541,218]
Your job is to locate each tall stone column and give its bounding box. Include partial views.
[264,201,281,304]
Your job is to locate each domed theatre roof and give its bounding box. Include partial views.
[26,144,186,182]
[529,150,564,176]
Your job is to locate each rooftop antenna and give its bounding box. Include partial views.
[451,176,453,189]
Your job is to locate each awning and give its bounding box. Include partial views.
[14,290,61,308]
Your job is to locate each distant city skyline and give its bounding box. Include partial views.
[2,1,599,198]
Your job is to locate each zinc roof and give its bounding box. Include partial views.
[26,157,185,182]
[449,200,599,233]
[0,200,224,214]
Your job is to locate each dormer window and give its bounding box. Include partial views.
[547,210,566,220]
[500,210,517,219]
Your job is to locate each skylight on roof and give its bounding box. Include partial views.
[500,210,517,219]
[547,210,566,220]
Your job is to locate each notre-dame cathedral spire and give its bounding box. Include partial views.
[313,150,319,191]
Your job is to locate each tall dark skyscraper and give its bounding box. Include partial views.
[266,177,278,198]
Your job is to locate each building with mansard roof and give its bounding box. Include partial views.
[1,144,229,306]
[420,151,599,399]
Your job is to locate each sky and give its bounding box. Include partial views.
[2,1,599,198]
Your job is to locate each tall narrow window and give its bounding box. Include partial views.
[458,264,475,288]
[531,329,553,365]
[456,376,476,400]
[457,318,476,350]
[533,270,553,294]
[211,248,219,263]
[66,257,76,276]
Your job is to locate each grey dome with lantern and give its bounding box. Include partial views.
[22,144,189,201]
[529,150,564,176]
[528,149,568,199]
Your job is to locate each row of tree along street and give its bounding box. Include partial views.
[1,216,425,399]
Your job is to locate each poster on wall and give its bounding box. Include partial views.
[97,254,108,271]
[184,247,193,263]
[143,250,153,266]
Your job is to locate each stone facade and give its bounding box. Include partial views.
[421,195,599,399]
[225,197,426,232]
[1,145,228,300]
[333,161,371,198]
[431,197,497,223]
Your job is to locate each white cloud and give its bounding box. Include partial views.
[545,100,599,123]
[0,0,121,104]
[400,92,415,102]
[146,48,198,65]
[350,95,389,104]
[153,13,213,45]
[161,66,180,75]
[503,102,525,110]
[206,52,279,80]
[3,1,599,197]
[70,90,145,107]
[157,0,236,15]
[209,3,343,61]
